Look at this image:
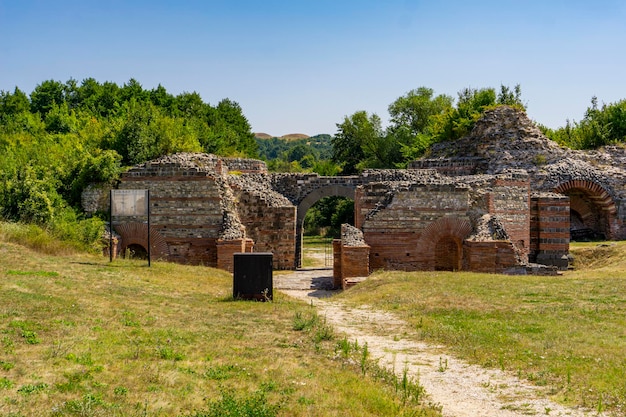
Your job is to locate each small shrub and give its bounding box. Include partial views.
[185,390,279,417]
[21,330,40,345]
[534,154,547,166]
[292,311,317,331]
[17,382,48,395]
[0,377,13,389]
[313,318,334,343]
[157,346,185,361]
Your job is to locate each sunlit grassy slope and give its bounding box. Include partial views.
[0,227,440,417]
[336,242,626,414]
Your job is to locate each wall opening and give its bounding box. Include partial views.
[125,243,148,260]
[301,196,354,268]
[434,236,460,271]
[296,185,356,268]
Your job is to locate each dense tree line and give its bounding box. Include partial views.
[331,85,525,174]
[0,78,257,248]
[541,97,626,149]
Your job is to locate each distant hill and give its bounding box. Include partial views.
[280,133,310,141]
[254,133,311,141]
[254,133,273,139]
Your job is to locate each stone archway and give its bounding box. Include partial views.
[554,180,618,240]
[295,185,356,268]
[114,222,169,260]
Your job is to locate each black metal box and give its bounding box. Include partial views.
[233,253,273,301]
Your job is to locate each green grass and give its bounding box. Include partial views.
[0,224,440,417]
[302,236,332,268]
[336,244,626,413]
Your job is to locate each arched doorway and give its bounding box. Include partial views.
[434,236,461,271]
[554,180,618,240]
[296,185,356,268]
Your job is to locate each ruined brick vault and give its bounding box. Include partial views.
[82,106,626,276]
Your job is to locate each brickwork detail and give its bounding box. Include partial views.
[113,222,169,260]
[216,238,254,272]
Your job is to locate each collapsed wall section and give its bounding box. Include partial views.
[228,174,297,270]
[357,171,533,273]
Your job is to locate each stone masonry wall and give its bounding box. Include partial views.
[118,175,225,265]
[228,173,297,270]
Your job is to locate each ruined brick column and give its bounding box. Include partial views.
[339,224,370,289]
[217,238,254,273]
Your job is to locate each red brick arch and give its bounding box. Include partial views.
[554,180,618,239]
[114,222,169,260]
[416,217,473,271]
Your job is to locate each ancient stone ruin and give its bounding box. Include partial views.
[82,106,626,284]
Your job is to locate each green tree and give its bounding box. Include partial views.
[332,111,381,174]
[544,97,626,149]
[0,87,30,116]
[387,87,453,161]
[30,80,65,116]
[388,87,453,137]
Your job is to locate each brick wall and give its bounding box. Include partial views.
[117,171,226,265]
[464,241,519,273]
[491,176,531,263]
[360,184,471,271]
[340,245,370,289]
[333,239,342,289]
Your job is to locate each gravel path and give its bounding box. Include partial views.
[276,268,609,417]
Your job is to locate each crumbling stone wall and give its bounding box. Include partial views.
[228,174,296,270]
[413,105,626,260]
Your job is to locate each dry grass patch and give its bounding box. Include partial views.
[0,235,440,417]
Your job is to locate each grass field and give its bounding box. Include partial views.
[336,241,626,414]
[0,225,440,417]
[2,223,625,415]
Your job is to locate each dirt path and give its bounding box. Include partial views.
[277,269,608,417]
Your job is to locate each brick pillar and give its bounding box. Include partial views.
[535,196,570,269]
[217,239,251,272]
[340,245,370,289]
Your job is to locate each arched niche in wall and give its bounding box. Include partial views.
[554,180,618,240]
[416,216,473,271]
[114,222,169,260]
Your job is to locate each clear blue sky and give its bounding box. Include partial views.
[1,0,625,136]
